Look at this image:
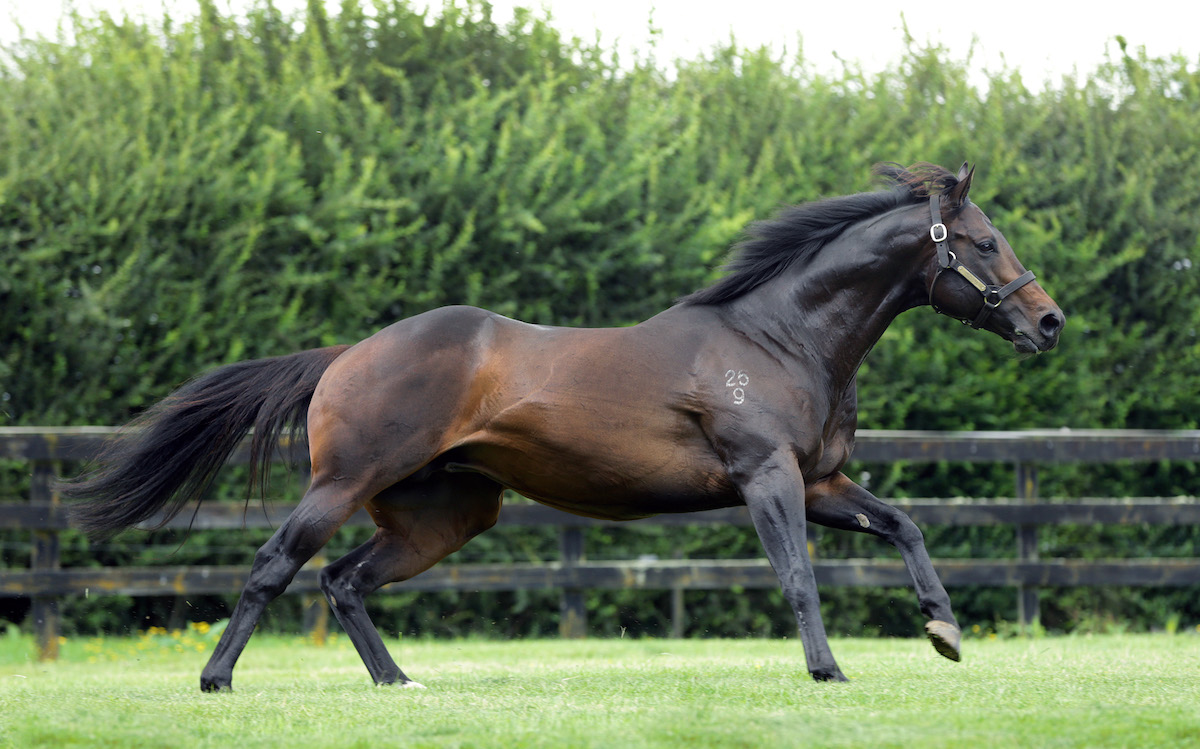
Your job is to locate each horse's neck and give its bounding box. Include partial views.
[724,209,929,392]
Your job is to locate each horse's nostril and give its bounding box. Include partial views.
[1039,311,1064,339]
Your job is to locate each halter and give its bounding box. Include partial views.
[927,193,1036,329]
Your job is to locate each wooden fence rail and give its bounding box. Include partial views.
[3,427,1200,660]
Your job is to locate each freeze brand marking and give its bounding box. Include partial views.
[724,369,749,405]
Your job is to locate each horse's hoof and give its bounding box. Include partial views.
[925,620,962,662]
[810,667,849,682]
[200,676,232,693]
[377,677,426,689]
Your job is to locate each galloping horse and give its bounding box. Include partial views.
[65,162,1064,689]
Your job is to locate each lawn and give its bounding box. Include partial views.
[1,629,1198,748]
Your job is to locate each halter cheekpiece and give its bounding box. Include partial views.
[927,193,1036,329]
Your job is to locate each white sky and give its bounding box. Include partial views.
[2,0,1198,85]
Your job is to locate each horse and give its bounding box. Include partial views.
[63,162,1064,690]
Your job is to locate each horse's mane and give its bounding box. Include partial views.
[679,162,963,306]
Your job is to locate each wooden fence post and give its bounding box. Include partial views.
[670,549,685,638]
[559,527,586,638]
[1015,461,1040,630]
[29,460,61,661]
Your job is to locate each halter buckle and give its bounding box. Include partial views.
[930,223,948,243]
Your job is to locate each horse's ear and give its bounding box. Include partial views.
[946,162,974,207]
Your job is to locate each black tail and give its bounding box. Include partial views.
[61,345,352,541]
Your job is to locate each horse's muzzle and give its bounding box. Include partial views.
[1038,310,1065,346]
[1014,309,1064,353]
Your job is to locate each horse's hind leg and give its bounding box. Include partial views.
[319,472,503,687]
[805,472,962,662]
[199,478,368,692]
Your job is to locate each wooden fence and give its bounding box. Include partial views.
[3,427,1200,660]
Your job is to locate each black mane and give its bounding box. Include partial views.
[680,162,961,306]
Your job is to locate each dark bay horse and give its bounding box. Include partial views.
[64,162,1064,689]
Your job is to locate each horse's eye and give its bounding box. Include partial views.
[976,240,997,254]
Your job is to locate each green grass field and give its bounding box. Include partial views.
[2,629,1198,748]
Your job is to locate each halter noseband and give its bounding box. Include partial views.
[928,193,1036,329]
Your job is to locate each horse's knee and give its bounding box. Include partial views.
[863,505,924,549]
[892,513,925,547]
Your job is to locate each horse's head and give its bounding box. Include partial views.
[926,164,1064,354]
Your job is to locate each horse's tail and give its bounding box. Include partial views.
[61,345,352,541]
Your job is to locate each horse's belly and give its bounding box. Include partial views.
[443,426,738,520]
[514,461,741,520]
[523,488,742,521]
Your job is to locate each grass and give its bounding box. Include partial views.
[2,629,1199,748]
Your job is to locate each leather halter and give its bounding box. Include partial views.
[928,193,1036,329]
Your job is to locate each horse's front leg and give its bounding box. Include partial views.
[805,472,962,662]
[737,449,847,682]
